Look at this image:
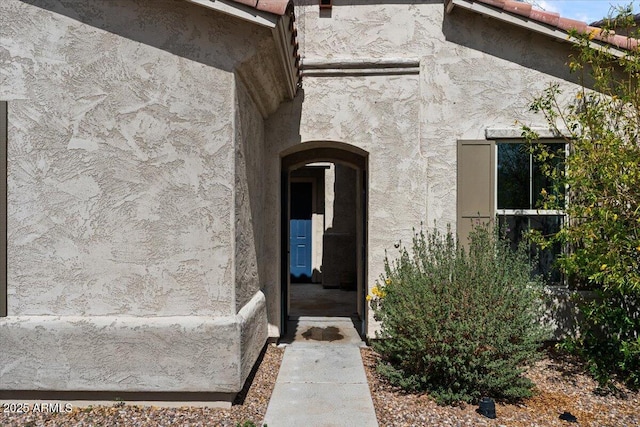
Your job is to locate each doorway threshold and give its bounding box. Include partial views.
[281,316,364,345]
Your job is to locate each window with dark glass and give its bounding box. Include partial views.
[496,142,565,284]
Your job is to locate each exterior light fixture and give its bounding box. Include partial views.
[319,0,332,9]
[478,397,496,419]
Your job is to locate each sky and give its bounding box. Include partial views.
[533,1,637,24]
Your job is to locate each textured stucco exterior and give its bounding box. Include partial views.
[2,0,272,317]
[1,0,594,396]
[265,0,583,336]
[1,290,266,393]
[234,79,266,312]
[0,0,275,394]
[322,164,357,288]
[292,0,578,226]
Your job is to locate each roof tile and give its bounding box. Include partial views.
[473,0,638,50]
[503,0,531,18]
[228,0,292,16]
[529,9,560,27]
[610,33,638,49]
[256,0,292,15]
[556,16,588,33]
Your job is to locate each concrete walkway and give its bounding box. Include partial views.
[262,317,378,427]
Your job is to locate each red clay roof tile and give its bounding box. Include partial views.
[228,0,292,16]
[529,9,560,27]
[557,16,588,33]
[473,0,638,50]
[503,0,531,17]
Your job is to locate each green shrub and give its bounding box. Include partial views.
[559,290,640,391]
[369,224,548,405]
[523,11,640,296]
[521,7,640,391]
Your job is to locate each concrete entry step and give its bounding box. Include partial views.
[280,316,365,345]
[263,317,378,427]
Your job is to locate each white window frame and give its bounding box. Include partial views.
[494,140,568,284]
[494,140,567,217]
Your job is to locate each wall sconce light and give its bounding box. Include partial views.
[319,0,332,9]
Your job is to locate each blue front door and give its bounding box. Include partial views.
[290,182,313,282]
[290,219,312,280]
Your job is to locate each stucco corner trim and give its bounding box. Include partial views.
[485,127,568,139]
[236,289,267,322]
[236,290,268,384]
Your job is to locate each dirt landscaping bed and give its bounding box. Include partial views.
[4,343,639,426]
[361,346,640,427]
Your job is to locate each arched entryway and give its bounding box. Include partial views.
[280,142,368,337]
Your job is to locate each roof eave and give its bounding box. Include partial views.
[185,0,299,99]
[231,0,291,16]
[445,0,627,58]
[184,0,278,28]
[272,15,299,99]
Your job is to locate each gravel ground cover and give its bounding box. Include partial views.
[0,344,283,427]
[361,347,640,427]
[4,343,639,426]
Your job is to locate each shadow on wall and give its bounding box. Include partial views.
[235,76,268,311]
[18,0,257,72]
[266,88,305,153]
[322,164,357,290]
[263,89,305,329]
[540,287,591,341]
[442,6,589,87]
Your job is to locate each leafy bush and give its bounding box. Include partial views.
[559,290,640,390]
[369,224,548,405]
[522,6,640,390]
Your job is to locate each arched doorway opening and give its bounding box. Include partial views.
[280,142,368,336]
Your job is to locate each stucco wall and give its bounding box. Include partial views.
[0,0,274,394]
[230,76,270,382]
[295,0,578,228]
[234,79,266,312]
[0,0,274,317]
[322,164,357,288]
[265,75,422,334]
[1,315,242,392]
[262,0,583,336]
[0,290,268,393]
